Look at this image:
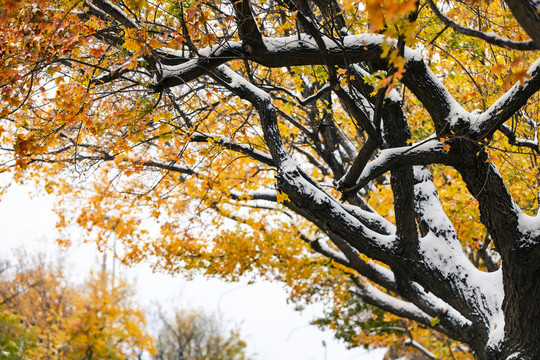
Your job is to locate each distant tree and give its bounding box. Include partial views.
[0,251,155,359]
[0,309,37,360]
[154,309,252,360]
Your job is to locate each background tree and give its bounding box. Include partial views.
[2,0,540,359]
[0,309,37,360]
[0,251,155,359]
[0,257,37,360]
[154,308,252,360]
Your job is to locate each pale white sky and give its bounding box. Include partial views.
[0,184,387,360]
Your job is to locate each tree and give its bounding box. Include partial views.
[0,310,37,360]
[2,0,540,358]
[154,309,252,360]
[0,252,155,359]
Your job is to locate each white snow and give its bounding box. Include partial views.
[317,239,350,264]
[367,260,396,283]
[355,282,432,322]
[414,167,504,339]
[101,0,140,29]
[471,57,540,134]
[486,301,505,350]
[353,137,443,187]
[517,212,540,245]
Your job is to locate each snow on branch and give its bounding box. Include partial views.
[189,131,275,166]
[426,0,536,50]
[408,281,472,337]
[229,189,278,202]
[152,33,465,132]
[328,234,398,292]
[151,42,243,91]
[471,57,540,140]
[341,138,454,198]
[261,83,332,106]
[414,166,458,240]
[308,237,351,266]
[404,338,436,359]
[211,65,399,257]
[413,167,504,337]
[92,0,140,30]
[350,279,445,331]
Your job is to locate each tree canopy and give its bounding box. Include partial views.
[2,0,540,359]
[0,252,154,359]
[154,308,252,360]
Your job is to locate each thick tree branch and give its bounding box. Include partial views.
[151,34,464,133]
[340,138,456,199]
[471,57,540,140]
[504,0,540,47]
[231,0,265,50]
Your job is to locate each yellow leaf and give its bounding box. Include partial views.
[147,38,162,49]
[276,191,290,204]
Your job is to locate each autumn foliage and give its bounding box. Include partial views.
[0,252,154,359]
[2,0,540,358]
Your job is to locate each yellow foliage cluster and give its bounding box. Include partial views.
[0,253,154,359]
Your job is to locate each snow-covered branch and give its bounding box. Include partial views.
[426,0,536,50]
[91,0,140,30]
[350,279,457,336]
[190,132,275,166]
[340,138,454,198]
[413,167,504,343]
[404,338,436,359]
[471,57,540,140]
[151,33,464,133]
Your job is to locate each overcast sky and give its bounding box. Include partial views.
[0,183,387,360]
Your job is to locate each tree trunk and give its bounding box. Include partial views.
[496,245,540,359]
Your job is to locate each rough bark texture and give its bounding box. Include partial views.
[504,0,540,47]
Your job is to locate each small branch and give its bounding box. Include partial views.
[261,83,332,106]
[498,124,540,153]
[333,84,378,138]
[471,57,540,140]
[139,160,197,175]
[190,132,276,166]
[340,138,454,199]
[404,338,436,359]
[336,137,380,198]
[426,0,536,50]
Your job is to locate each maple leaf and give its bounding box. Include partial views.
[276,191,290,204]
